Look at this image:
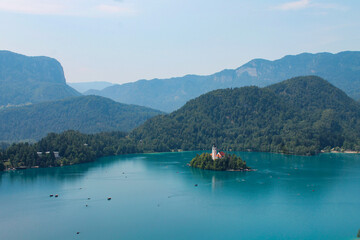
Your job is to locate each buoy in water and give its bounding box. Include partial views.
[55,194,59,197]
[107,197,112,200]
[194,184,198,187]
[49,194,53,197]
[76,232,80,235]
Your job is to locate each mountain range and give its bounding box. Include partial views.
[2,49,360,154]
[3,76,360,170]
[0,51,80,108]
[0,95,162,142]
[86,51,360,112]
[132,76,360,155]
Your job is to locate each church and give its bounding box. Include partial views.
[211,145,225,160]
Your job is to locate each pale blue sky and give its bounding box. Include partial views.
[0,0,359,84]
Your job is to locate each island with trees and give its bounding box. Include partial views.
[190,146,251,171]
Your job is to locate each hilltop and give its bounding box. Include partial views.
[85,51,360,112]
[0,51,80,108]
[0,95,163,142]
[132,76,360,155]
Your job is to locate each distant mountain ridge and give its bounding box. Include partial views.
[0,50,80,108]
[132,76,360,155]
[0,95,163,142]
[86,51,360,112]
[68,81,114,93]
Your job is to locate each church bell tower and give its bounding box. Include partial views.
[212,145,218,160]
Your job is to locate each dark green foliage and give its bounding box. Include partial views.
[0,50,80,108]
[190,153,249,171]
[2,130,141,169]
[132,76,360,155]
[0,150,5,171]
[86,51,360,112]
[0,95,163,142]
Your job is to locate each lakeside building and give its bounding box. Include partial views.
[36,151,60,159]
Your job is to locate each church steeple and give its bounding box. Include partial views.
[212,145,218,160]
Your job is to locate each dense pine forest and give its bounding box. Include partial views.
[2,76,360,170]
[0,95,163,142]
[0,131,140,169]
[132,76,360,155]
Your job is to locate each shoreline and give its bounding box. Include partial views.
[321,150,360,154]
[2,149,360,172]
[226,169,257,172]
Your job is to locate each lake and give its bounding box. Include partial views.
[1,151,360,240]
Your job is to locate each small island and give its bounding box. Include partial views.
[190,145,251,171]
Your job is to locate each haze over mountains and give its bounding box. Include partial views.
[132,76,360,155]
[0,95,162,142]
[68,81,114,93]
[0,51,80,108]
[86,51,360,112]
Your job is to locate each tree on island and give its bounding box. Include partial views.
[0,161,4,171]
[190,152,250,171]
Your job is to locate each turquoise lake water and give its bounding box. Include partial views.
[1,151,360,240]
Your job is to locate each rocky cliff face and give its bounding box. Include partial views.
[0,50,80,107]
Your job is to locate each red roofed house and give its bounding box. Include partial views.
[211,145,225,160]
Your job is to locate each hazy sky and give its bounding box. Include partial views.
[0,0,359,84]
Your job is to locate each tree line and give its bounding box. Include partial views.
[0,131,140,169]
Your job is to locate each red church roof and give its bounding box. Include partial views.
[216,151,225,158]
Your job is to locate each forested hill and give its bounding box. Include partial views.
[132,76,360,155]
[267,76,360,112]
[0,51,80,108]
[0,95,163,142]
[85,51,360,112]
